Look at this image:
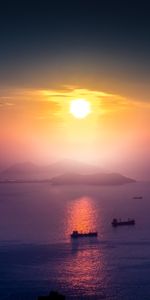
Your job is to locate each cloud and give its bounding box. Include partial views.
[41,87,128,114]
[0,98,15,107]
[0,86,149,119]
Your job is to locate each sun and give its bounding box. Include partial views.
[70,99,91,119]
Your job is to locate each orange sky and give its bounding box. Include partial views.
[0,86,150,179]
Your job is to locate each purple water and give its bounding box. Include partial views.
[0,182,150,299]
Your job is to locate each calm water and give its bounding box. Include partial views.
[0,182,150,299]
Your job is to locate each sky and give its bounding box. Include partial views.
[0,0,150,179]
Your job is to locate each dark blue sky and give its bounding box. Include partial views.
[0,0,150,99]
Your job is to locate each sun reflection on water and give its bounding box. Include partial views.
[65,196,98,236]
[59,196,106,297]
[51,196,106,299]
[59,246,106,298]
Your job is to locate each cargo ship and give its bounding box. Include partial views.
[112,218,135,227]
[71,230,98,238]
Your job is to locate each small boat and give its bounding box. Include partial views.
[133,196,143,199]
[71,230,98,238]
[112,218,135,227]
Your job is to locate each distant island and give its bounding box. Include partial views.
[0,160,135,185]
[51,172,135,186]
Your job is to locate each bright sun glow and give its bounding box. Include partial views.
[70,99,91,119]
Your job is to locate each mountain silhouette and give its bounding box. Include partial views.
[0,160,101,180]
[0,160,135,185]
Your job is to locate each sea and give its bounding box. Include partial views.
[0,182,150,299]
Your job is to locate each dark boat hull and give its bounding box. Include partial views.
[112,220,135,227]
[71,232,98,238]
